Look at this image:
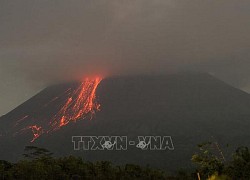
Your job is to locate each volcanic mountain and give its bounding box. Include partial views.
[1,73,250,170]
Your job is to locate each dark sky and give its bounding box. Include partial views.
[1,0,250,115]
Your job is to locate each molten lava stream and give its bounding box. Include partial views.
[21,125,43,143]
[16,77,102,142]
[50,77,102,131]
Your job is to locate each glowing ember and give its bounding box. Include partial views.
[22,125,44,143]
[15,77,102,142]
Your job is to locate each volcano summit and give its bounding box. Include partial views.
[1,73,250,170]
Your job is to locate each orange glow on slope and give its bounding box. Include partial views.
[22,125,44,142]
[15,77,102,142]
[50,77,102,131]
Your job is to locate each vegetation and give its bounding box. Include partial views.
[192,142,250,180]
[0,146,172,179]
[0,143,249,179]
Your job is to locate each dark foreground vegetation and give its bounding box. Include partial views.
[0,143,249,180]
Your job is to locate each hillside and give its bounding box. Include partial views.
[1,73,250,170]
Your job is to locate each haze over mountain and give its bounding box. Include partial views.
[1,0,250,116]
[0,73,250,170]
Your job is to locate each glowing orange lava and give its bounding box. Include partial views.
[23,125,44,143]
[15,77,102,142]
[50,77,102,131]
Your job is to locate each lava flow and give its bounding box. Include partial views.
[24,125,43,143]
[50,77,102,131]
[15,77,102,142]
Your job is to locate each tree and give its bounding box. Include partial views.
[0,160,12,179]
[226,147,250,179]
[191,142,225,178]
[23,146,53,160]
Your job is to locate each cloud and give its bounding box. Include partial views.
[0,0,250,87]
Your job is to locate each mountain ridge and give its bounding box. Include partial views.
[1,73,250,170]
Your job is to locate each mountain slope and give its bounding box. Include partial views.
[1,73,250,170]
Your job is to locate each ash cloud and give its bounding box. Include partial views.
[1,0,250,86]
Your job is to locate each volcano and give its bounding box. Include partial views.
[1,73,250,170]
